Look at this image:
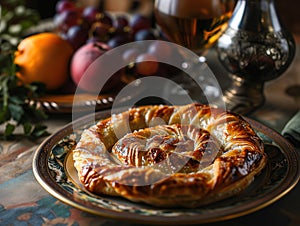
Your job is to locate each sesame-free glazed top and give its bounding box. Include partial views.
[72,103,267,208]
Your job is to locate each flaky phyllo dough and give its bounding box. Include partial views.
[73,103,267,208]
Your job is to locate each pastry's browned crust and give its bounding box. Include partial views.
[72,103,267,208]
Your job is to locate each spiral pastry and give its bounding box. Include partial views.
[72,103,267,208]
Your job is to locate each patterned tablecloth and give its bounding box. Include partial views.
[0,41,299,226]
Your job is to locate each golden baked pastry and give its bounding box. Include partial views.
[72,103,267,208]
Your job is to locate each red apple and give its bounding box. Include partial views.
[70,41,122,93]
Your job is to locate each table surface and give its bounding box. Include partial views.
[1,37,300,226]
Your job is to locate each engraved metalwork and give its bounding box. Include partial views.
[217,0,296,114]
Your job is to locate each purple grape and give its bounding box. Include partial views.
[90,22,111,42]
[54,9,81,32]
[55,0,76,14]
[107,34,133,48]
[99,12,113,27]
[114,15,129,32]
[130,14,152,34]
[82,6,100,25]
[66,25,89,49]
[134,29,156,41]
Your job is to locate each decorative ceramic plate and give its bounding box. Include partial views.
[32,108,300,225]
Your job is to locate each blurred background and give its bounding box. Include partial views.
[25,0,154,18]
[24,0,299,37]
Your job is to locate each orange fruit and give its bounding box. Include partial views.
[14,33,74,90]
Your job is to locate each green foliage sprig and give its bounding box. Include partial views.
[1,0,40,46]
[0,0,49,139]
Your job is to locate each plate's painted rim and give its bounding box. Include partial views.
[32,109,300,225]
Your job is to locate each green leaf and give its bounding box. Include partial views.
[30,124,49,139]
[8,103,24,122]
[0,0,48,140]
[23,122,32,135]
[0,106,10,124]
[4,123,16,138]
[9,95,25,105]
[27,82,47,97]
